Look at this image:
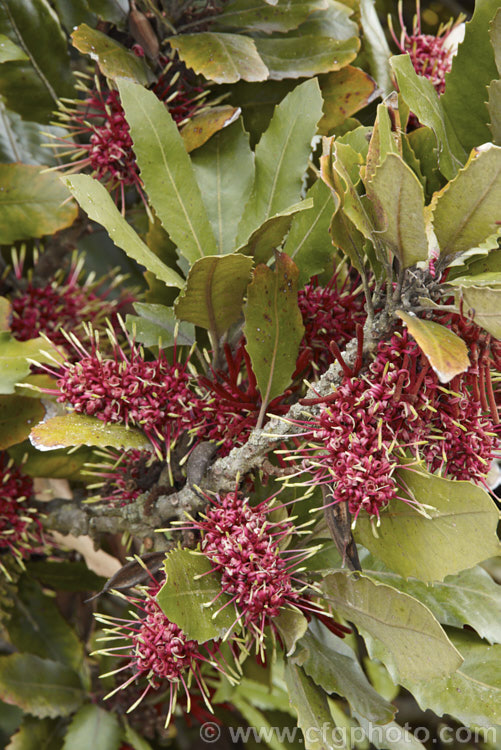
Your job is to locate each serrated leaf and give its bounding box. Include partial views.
[359,556,501,645]
[6,716,64,750]
[0,654,84,718]
[0,34,27,62]
[191,120,254,253]
[126,303,195,349]
[243,252,304,408]
[402,630,501,728]
[447,277,501,338]
[284,662,339,750]
[157,548,235,641]
[396,311,469,383]
[30,414,151,451]
[7,577,84,673]
[488,79,501,145]
[62,705,121,750]
[71,24,152,84]
[368,154,428,268]
[364,102,401,186]
[322,573,462,683]
[440,0,500,155]
[180,105,241,153]
[0,0,74,122]
[237,200,313,264]
[117,79,218,264]
[0,165,77,245]
[254,34,359,80]
[214,0,327,33]
[354,468,501,582]
[318,66,376,134]
[407,126,445,199]
[169,32,269,84]
[65,175,183,289]
[174,254,253,340]
[430,145,501,257]
[283,179,336,286]
[0,334,62,395]
[238,78,323,243]
[390,54,466,180]
[0,395,43,449]
[0,102,66,166]
[295,622,396,724]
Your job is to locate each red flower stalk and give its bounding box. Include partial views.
[85,448,164,507]
[188,491,347,650]
[41,327,204,454]
[51,64,207,208]
[197,340,292,456]
[10,254,133,349]
[96,577,226,726]
[389,0,463,96]
[0,452,43,571]
[296,272,366,377]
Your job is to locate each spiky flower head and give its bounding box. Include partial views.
[96,576,225,726]
[9,253,133,349]
[42,326,204,453]
[389,0,464,96]
[0,452,43,570]
[189,491,348,650]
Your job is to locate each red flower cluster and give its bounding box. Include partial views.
[0,452,42,566]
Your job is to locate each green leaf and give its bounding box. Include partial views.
[0,334,61,395]
[359,0,393,96]
[447,275,501,338]
[0,165,77,245]
[390,54,466,180]
[180,105,241,153]
[396,311,470,383]
[0,654,84,719]
[62,705,121,750]
[430,145,501,257]
[71,24,152,85]
[0,395,43,449]
[488,79,501,145]
[284,662,338,750]
[238,78,323,243]
[243,252,304,407]
[254,35,359,80]
[191,120,255,254]
[157,548,235,641]
[7,577,84,673]
[0,0,74,123]
[8,442,94,481]
[25,560,105,593]
[174,254,253,340]
[368,154,428,268]
[169,32,269,84]
[353,715,427,750]
[6,716,64,750]
[126,302,195,349]
[364,103,401,186]
[65,175,183,289]
[283,180,335,286]
[215,0,326,33]
[237,200,313,264]
[122,724,154,750]
[322,572,463,683]
[359,556,501,645]
[440,0,500,155]
[406,126,444,199]
[274,608,308,657]
[0,33,26,61]
[295,622,396,724]
[318,66,376,134]
[230,696,290,750]
[117,79,218,264]
[0,102,67,166]
[354,468,501,582]
[402,630,501,728]
[30,414,151,451]
[297,0,359,41]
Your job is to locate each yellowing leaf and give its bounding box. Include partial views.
[396,310,469,383]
